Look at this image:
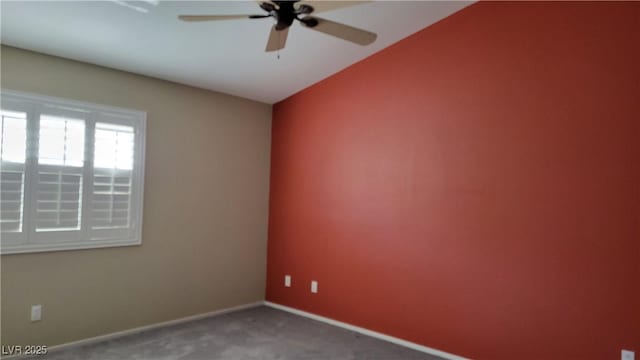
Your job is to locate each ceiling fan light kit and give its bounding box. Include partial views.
[178,0,377,52]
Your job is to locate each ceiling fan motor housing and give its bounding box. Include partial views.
[267,1,315,31]
[274,1,296,30]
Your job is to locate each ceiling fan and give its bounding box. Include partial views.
[178,1,377,52]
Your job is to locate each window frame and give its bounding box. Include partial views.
[1,89,146,255]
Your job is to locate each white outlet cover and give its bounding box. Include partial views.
[31,305,42,322]
[311,281,318,293]
[284,275,291,287]
[622,350,635,360]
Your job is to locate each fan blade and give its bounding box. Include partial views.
[301,1,369,14]
[178,15,259,22]
[265,25,289,52]
[301,16,376,45]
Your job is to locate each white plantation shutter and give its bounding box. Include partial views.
[35,170,83,231]
[94,123,134,170]
[90,122,138,240]
[35,116,85,233]
[1,110,27,239]
[1,90,146,254]
[92,168,132,229]
[38,116,85,167]
[0,111,27,163]
[1,166,25,233]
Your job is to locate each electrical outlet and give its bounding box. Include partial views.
[31,305,42,322]
[311,280,318,293]
[622,350,635,360]
[284,275,292,287]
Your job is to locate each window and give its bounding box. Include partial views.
[1,110,27,234]
[1,90,146,254]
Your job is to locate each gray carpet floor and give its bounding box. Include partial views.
[34,306,445,360]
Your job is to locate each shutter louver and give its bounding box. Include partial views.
[1,110,27,234]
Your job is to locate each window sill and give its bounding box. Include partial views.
[0,239,142,255]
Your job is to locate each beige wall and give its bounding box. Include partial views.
[0,46,272,347]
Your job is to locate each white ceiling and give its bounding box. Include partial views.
[1,1,471,104]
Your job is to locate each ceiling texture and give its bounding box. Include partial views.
[1,1,471,104]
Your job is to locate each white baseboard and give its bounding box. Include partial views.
[1,301,263,359]
[264,301,468,360]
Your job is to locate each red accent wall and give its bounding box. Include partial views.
[266,2,640,359]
